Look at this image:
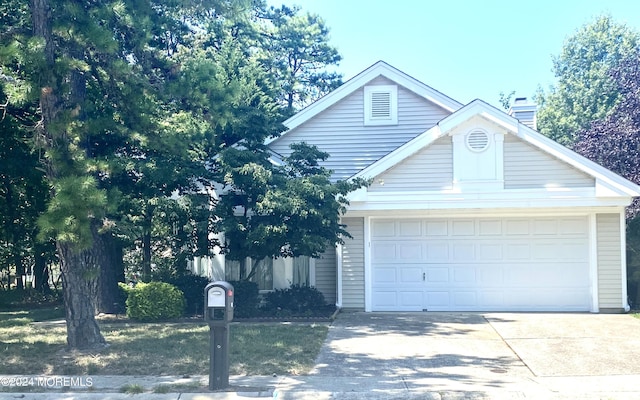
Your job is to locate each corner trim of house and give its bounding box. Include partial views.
[589,213,599,313]
[364,216,372,312]
[620,210,631,312]
[336,243,343,308]
[309,257,316,287]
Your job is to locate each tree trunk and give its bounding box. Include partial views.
[3,181,24,291]
[97,233,124,314]
[13,253,25,291]
[58,221,107,350]
[141,203,154,282]
[33,247,50,293]
[31,0,106,349]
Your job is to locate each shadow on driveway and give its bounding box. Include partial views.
[310,312,531,392]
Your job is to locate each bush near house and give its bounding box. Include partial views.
[125,282,185,321]
[166,274,211,316]
[263,284,327,314]
[228,280,260,318]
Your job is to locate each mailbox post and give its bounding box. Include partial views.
[204,281,234,390]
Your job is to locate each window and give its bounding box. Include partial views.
[292,256,310,286]
[224,257,273,291]
[364,85,398,125]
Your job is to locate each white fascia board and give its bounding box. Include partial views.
[352,125,443,181]
[516,124,640,197]
[438,100,518,135]
[344,206,622,219]
[345,188,635,211]
[266,61,463,145]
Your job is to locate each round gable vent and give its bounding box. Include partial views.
[466,130,489,152]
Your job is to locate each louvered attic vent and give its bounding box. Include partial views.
[364,85,398,125]
[466,129,489,152]
[371,92,391,118]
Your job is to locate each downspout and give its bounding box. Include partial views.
[621,210,631,312]
[336,243,343,309]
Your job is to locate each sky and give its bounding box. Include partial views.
[267,0,640,108]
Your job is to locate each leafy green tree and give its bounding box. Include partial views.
[0,96,53,293]
[573,51,640,305]
[214,142,368,280]
[259,5,342,113]
[3,0,218,348]
[536,15,640,146]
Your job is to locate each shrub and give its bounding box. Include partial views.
[115,283,131,313]
[228,280,260,318]
[263,284,327,313]
[125,282,185,321]
[167,274,211,316]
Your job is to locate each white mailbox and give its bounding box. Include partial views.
[204,281,234,323]
[207,287,226,308]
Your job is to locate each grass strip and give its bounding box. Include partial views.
[0,308,328,376]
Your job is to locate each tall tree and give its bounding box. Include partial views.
[15,0,212,348]
[536,15,640,146]
[573,51,640,305]
[259,5,342,113]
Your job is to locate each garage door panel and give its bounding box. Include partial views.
[426,220,448,236]
[505,243,531,259]
[399,220,422,236]
[425,291,450,307]
[453,291,477,306]
[532,242,560,259]
[398,243,423,259]
[371,216,591,312]
[452,243,475,261]
[533,219,558,235]
[373,243,397,259]
[426,242,449,260]
[372,291,397,309]
[373,267,397,284]
[453,267,476,283]
[426,267,449,282]
[478,291,504,307]
[479,219,502,235]
[399,267,422,283]
[505,219,530,235]
[452,220,475,235]
[478,243,503,259]
[477,266,503,284]
[399,291,423,308]
[371,221,396,237]
[559,217,588,234]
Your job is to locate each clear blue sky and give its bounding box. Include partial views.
[267,0,640,108]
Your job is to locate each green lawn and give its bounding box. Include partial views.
[0,308,328,376]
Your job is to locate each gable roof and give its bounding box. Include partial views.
[265,61,463,145]
[353,99,640,197]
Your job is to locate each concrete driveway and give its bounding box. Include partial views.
[305,312,640,398]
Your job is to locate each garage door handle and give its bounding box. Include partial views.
[422,272,425,281]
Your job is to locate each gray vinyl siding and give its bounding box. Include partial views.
[314,247,336,304]
[269,76,451,181]
[504,135,594,188]
[341,217,365,309]
[368,136,453,191]
[596,213,624,310]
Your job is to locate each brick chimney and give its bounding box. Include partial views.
[508,97,537,130]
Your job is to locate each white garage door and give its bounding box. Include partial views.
[371,217,591,311]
